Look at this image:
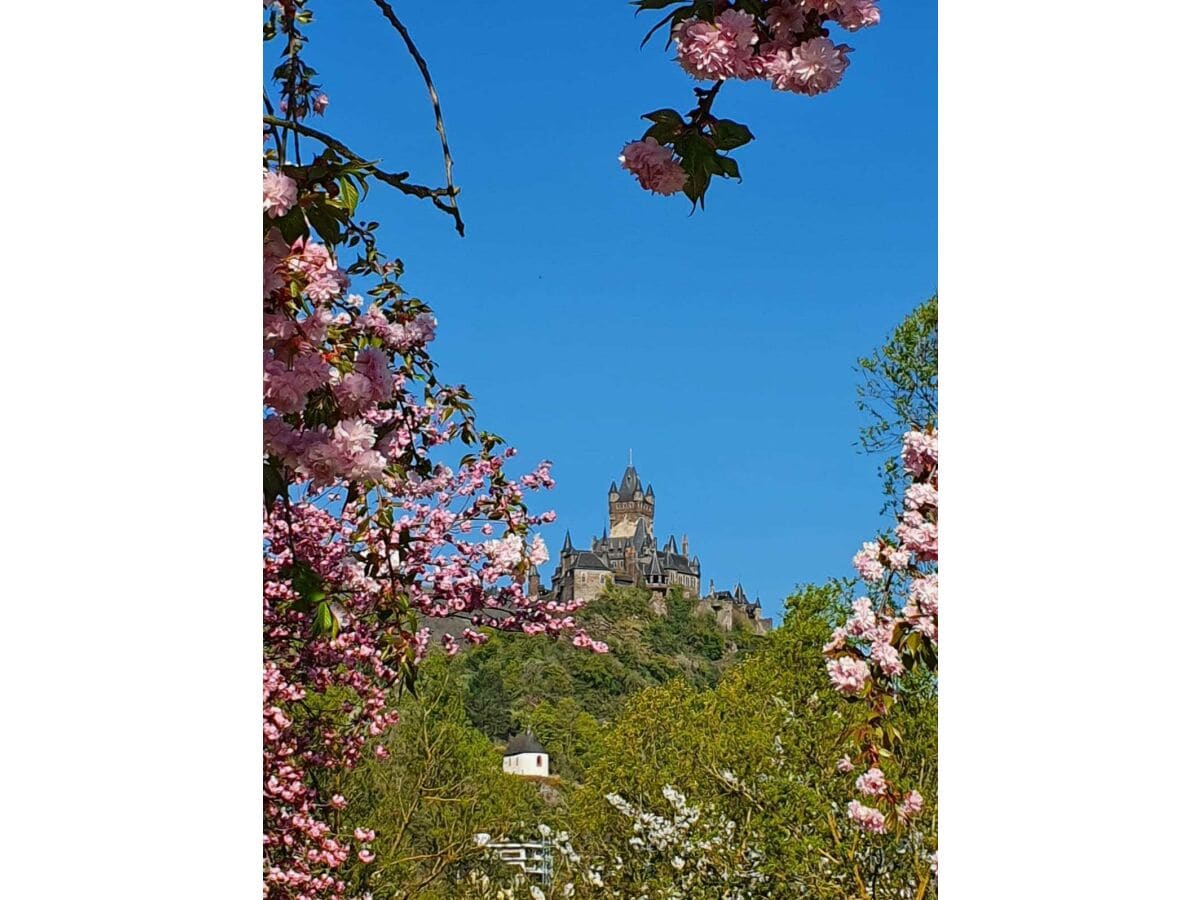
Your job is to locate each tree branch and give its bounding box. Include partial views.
[262,114,463,225]
[368,0,464,236]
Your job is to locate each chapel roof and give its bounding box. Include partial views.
[504,731,546,756]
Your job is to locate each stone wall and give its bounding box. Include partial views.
[569,570,613,604]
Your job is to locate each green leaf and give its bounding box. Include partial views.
[642,108,686,128]
[643,122,681,146]
[314,600,337,638]
[711,119,754,151]
[290,562,328,615]
[305,200,343,246]
[272,204,308,243]
[264,461,286,507]
[336,176,360,215]
[715,155,741,180]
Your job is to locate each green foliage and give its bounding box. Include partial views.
[855,294,939,505]
[334,655,546,898]
[457,584,764,745]
[558,581,938,897]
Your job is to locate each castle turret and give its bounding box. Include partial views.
[609,461,654,539]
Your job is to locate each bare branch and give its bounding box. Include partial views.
[369,0,464,236]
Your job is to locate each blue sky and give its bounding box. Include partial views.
[287,1,936,620]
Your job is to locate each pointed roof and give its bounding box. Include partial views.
[572,551,610,571]
[561,530,573,553]
[631,517,649,548]
[645,483,655,498]
[616,464,642,501]
[666,535,678,554]
[504,730,546,756]
[647,553,663,576]
[608,480,619,495]
[734,583,747,603]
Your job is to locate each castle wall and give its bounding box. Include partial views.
[609,499,654,538]
[570,570,613,604]
[667,571,699,597]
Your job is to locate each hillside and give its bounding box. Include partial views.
[450,584,767,781]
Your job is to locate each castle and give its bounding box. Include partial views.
[529,461,771,635]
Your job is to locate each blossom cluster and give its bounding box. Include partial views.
[622,1,880,197]
[618,137,688,196]
[673,4,872,97]
[825,428,937,842]
[262,147,602,894]
[579,786,767,896]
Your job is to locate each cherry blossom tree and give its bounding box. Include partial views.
[621,0,881,206]
[824,428,937,890]
[262,3,601,895]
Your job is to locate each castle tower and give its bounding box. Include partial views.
[608,460,655,539]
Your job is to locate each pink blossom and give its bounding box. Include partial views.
[313,93,329,115]
[330,794,347,810]
[904,482,938,511]
[263,228,290,297]
[571,630,609,653]
[484,533,524,570]
[913,616,937,642]
[353,828,375,843]
[909,575,938,616]
[619,138,688,196]
[852,541,885,582]
[847,799,887,834]
[870,641,904,677]
[826,656,870,695]
[529,534,549,567]
[387,312,438,350]
[823,626,848,653]
[764,0,809,38]
[357,850,375,864]
[836,0,882,32]
[855,767,888,797]
[846,597,876,637]
[898,789,924,820]
[673,11,761,82]
[836,755,854,774]
[901,429,938,477]
[882,545,910,570]
[896,511,937,561]
[263,169,298,218]
[762,36,852,96]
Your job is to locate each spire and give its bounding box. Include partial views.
[562,530,573,553]
[632,517,648,549]
[666,535,678,554]
[734,582,747,603]
[629,447,633,466]
[617,461,642,501]
[645,483,655,498]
